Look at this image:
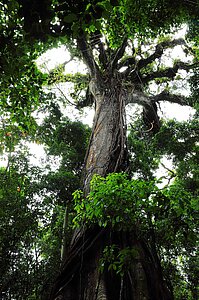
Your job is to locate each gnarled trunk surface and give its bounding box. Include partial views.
[83,77,127,193]
[50,77,173,300]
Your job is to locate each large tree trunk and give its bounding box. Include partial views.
[50,75,173,300]
[83,77,128,193]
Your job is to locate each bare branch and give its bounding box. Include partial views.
[159,162,176,186]
[124,39,189,83]
[127,89,187,108]
[98,41,108,69]
[52,83,76,106]
[142,61,197,84]
[137,38,186,70]
[126,89,160,132]
[89,32,108,69]
[110,37,128,72]
[77,35,101,78]
[76,87,94,109]
[151,91,187,105]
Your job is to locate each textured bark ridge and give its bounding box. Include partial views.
[83,77,128,193]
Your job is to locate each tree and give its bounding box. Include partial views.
[0,102,90,299]
[0,150,44,300]
[1,1,199,299]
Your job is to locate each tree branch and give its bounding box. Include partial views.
[137,38,186,70]
[142,61,197,84]
[76,87,94,109]
[151,91,187,105]
[89,32,108,69]
[77,35,101,78]
[123,39,189,83]
[126,89,160,132]
[110,37,128,72]
[98,41,108,69]
[127,88,188,107]
[126,87,189,133]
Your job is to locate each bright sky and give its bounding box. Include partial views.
[36,46,87,74]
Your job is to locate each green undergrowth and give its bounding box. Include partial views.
[72,172,196,233]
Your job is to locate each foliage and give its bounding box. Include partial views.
[128,116,199,299]
[10,0,199,46]
[99,244,139,276]
[128,116,199,185]
[73,171,198,298]
[0,1,46,130]
[73,173,197,235]
[0,151,43,299]
[36,101,91,197]
[73,173,157,229]
[0,112,90,299]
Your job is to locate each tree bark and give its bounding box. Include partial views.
[49,73,173,300]
[83,76,128,193]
